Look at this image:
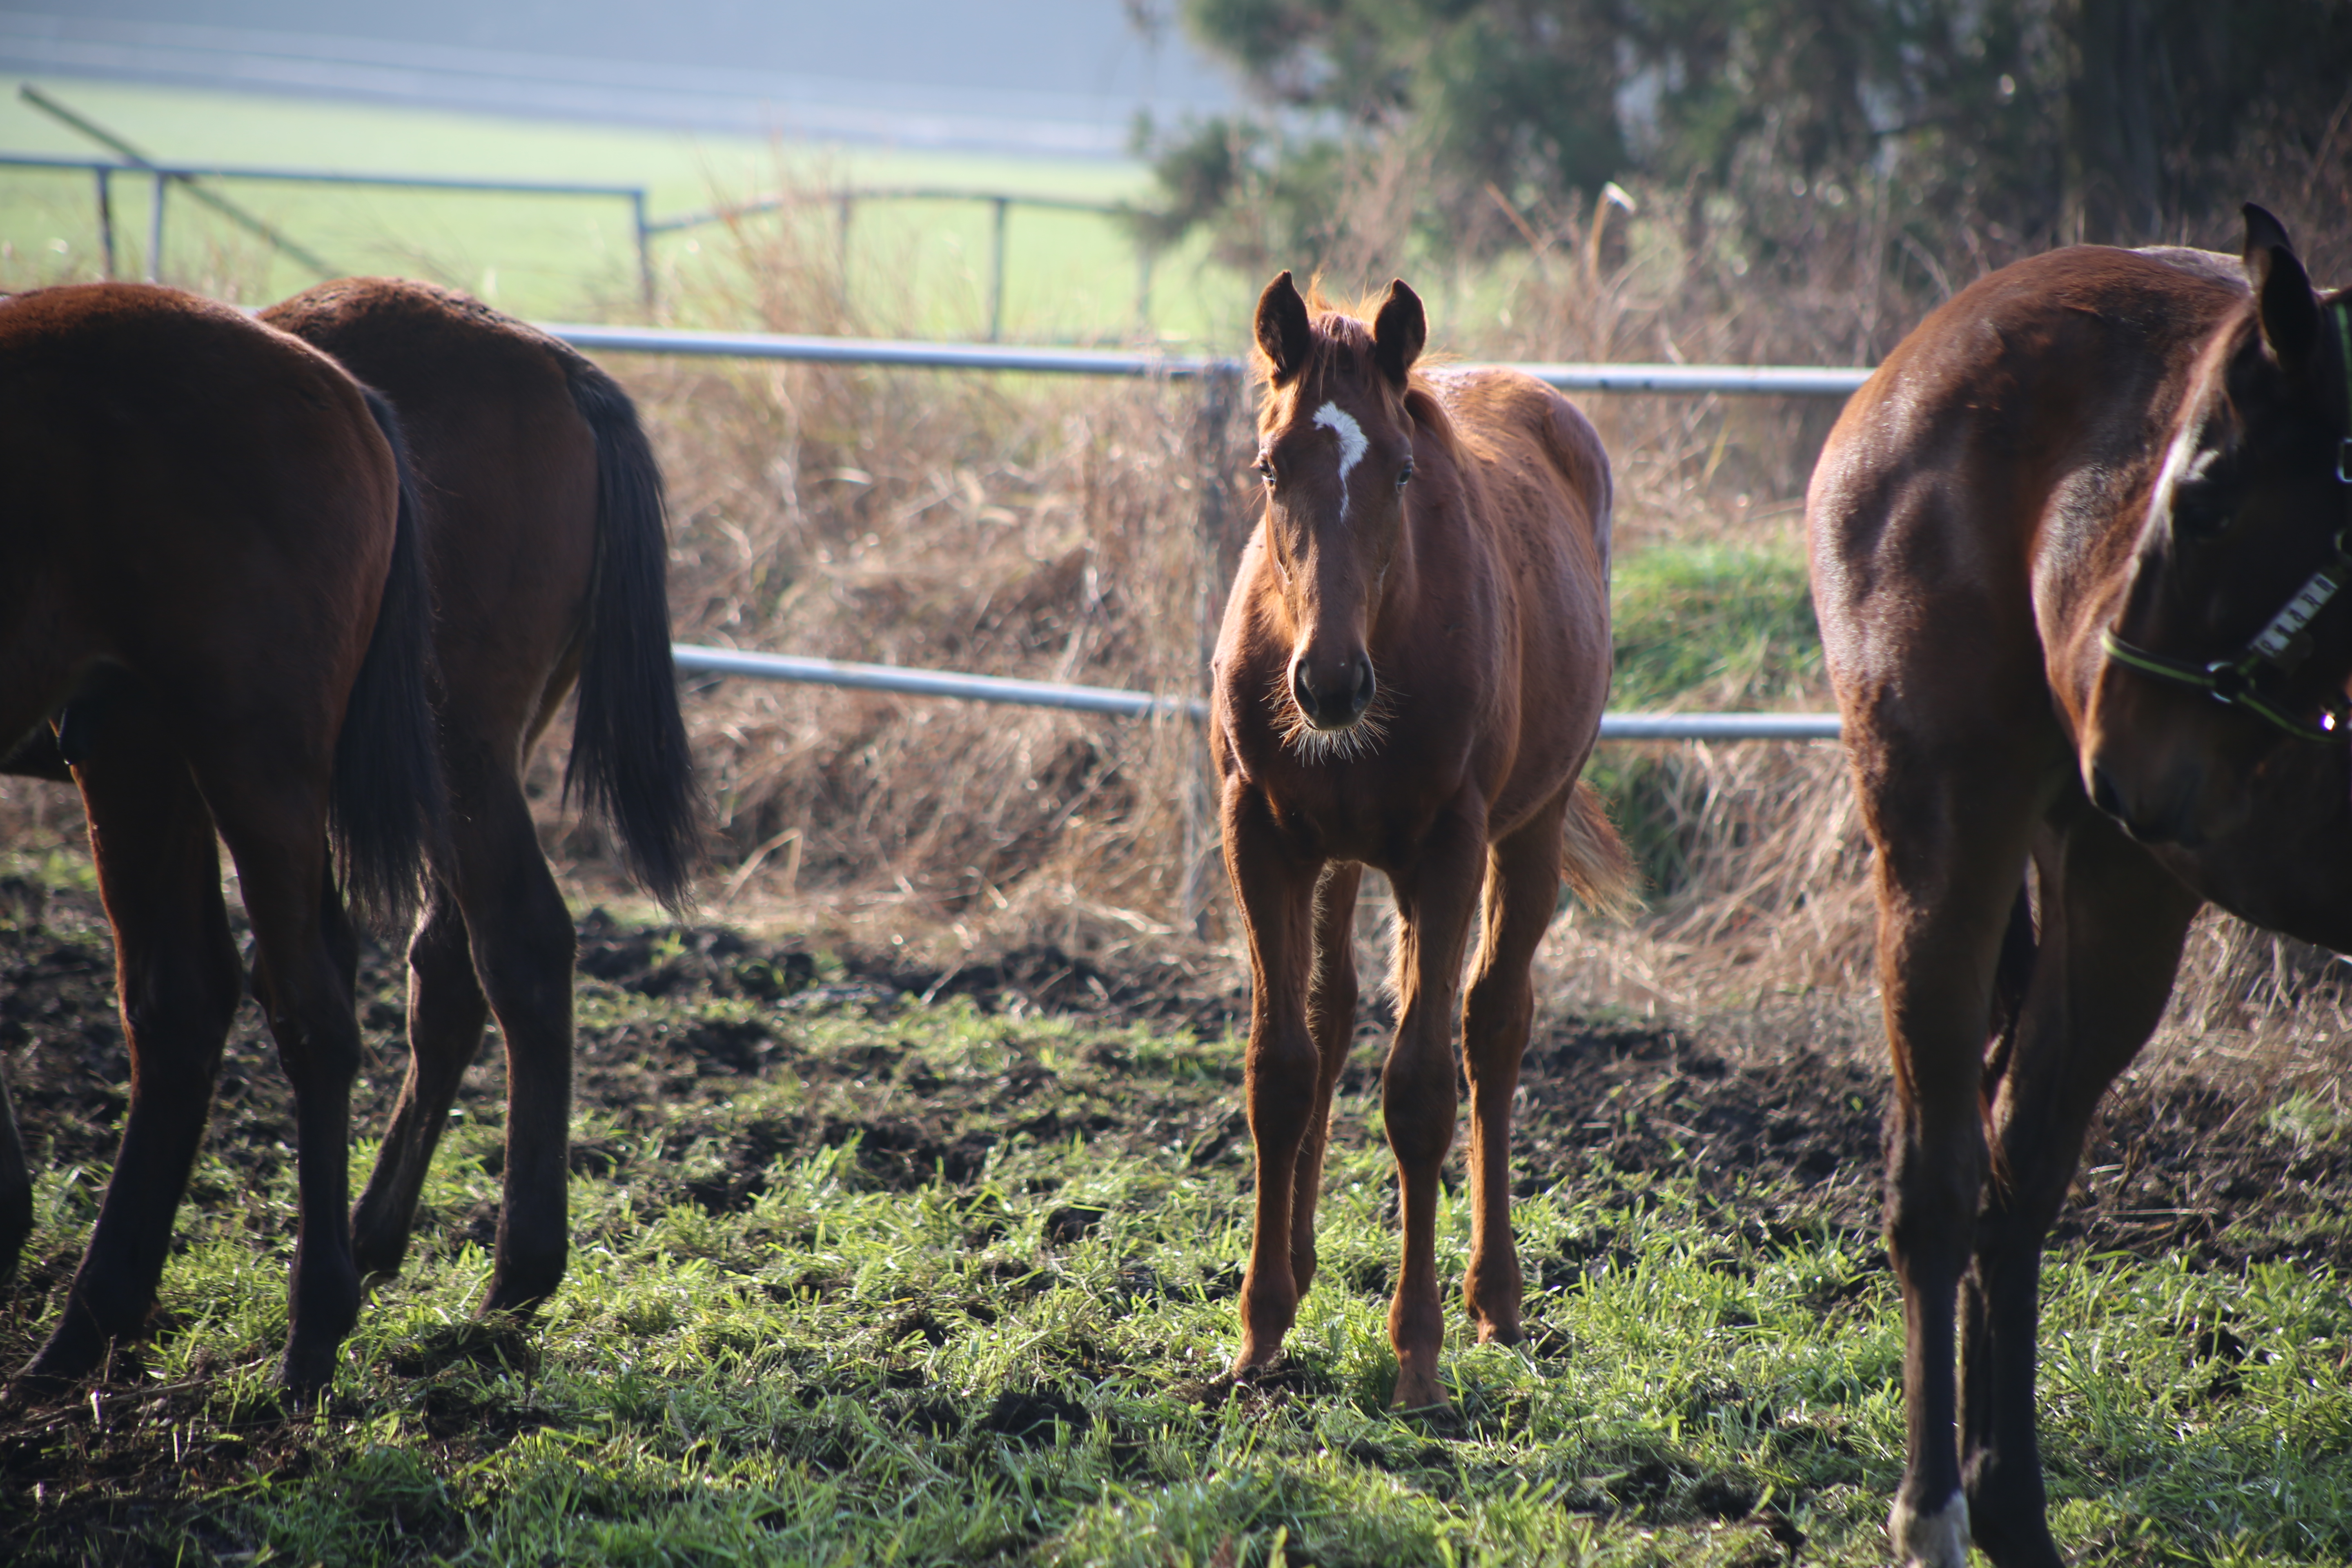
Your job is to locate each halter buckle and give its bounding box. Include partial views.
[2337,435,2352,485]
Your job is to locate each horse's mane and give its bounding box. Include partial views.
[1252,278,1467,468]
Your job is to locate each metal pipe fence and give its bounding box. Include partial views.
[543,320,1876,398]
[670,645,1843,739]
[646,185,1134,340]
[630,321,1861,755]
[0,151,657,305]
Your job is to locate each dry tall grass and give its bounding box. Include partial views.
[4,152,2349,1100]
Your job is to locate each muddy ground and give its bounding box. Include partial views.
[2,881,2350,1557]
[6,886,2346,1284]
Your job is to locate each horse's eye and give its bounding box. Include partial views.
[2170,478,2232,538]
[1254,455,1276,484]
[1396,462,1414,490]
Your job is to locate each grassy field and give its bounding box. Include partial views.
[0,76,1217,337]
[3,882,2349,1567]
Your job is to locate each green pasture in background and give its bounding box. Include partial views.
[0,76,1236,341]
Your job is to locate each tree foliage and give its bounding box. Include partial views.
[1136,0,2352,274]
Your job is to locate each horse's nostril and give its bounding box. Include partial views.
[1351,662,1376,715]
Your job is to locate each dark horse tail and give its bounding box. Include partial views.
[333,388,446,935]
[561,361,700,910]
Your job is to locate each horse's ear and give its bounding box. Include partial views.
[2243,203,2321,379]
[1372,279,1425,387]
[1255,271,1313,384]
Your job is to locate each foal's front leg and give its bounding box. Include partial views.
[1383,802,1487,1409]
[1288,861,1363,1298]
[1223,787,1321,1377]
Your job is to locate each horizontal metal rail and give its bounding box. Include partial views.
[1499,360,1873,397]
[671,644,1841,739]
[543,321,1873,396]
[646,185,1124,237]
[545,322,1234,379]
[672,644,1199,719]
[0,151,646,200]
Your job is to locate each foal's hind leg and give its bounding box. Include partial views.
[454,772,576,1314]
[1457,790,1570,1348]
[1288,862,1363,1298]
[1960,801,2196,1568]
[202,773,368,1394]
[17,741,241,1392]
[351,879,483,1284]
[353,765,575,1313]
[0,1069,31,1285]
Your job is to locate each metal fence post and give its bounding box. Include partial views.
[1178,363,1242,937]
[835,192,854,315]
[632,188,653,314]
[94,166,114,279]
[145,170,164,283]
[987,196,1009,342]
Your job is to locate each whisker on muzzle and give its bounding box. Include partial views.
[1268,659,1398,763]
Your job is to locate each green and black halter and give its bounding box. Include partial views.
[2101,294,2352,743]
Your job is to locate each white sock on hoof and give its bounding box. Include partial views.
[1889,1492,1970,1568]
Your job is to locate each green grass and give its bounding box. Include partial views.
[1592,537,1828,896]
[7,976,2346,1566]
[0,76,1227,336]
[1608,541,1821,716]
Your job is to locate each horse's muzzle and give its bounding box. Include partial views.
[2087,760,2207,848]
[1292,654,1376,730]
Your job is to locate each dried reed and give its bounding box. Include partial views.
[5,151,2350,1102]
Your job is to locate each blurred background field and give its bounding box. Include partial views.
[0,76,1206,338]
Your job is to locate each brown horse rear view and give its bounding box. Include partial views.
[258,278,700,1319]
[1214,274,1627,1408]
[1810,208,2352,1567]
[0,283,441,1394]
[0,278,698,1390]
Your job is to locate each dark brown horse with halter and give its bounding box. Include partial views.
[1809,205,2352,1568]
[1214,274,1628,1409]
[0,277,700,1382]
[0,283,443,1395]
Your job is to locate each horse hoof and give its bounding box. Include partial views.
[16,1319,106,1397]
[1389,1368,1449,1411]
[277,1333,348,1401]
[350,1236,409,1286]
[1889,1492,1970,1568]
[1229,1345,1283,1381]
[1473,1317,1524,1347]
[478,1281,555,1320]
[3,1365,77,1410]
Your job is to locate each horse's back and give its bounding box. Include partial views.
[1425,367,1614,821]
[1809,247,2247,748]
[1431,367,1612,566]
[0,285,398,750]
[265,278,599,745]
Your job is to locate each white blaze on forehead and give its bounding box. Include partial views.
[1312,401,1370,522]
